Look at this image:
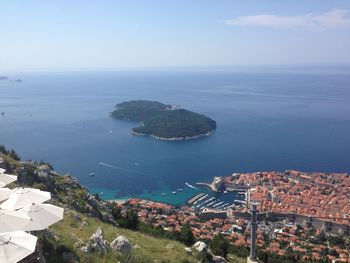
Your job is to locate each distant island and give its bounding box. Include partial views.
[110,100,216,140]
[0,76,22,82]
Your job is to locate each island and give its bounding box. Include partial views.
[110,100,216,140]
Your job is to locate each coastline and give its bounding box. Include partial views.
[131,130,215,141]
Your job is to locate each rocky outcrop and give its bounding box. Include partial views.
[184,247,192,254]
[192,241,208,257]
[89,227,109,253]
[111,235,132,256]
[212,255,226,263]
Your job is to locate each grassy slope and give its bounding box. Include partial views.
[50,210,199,263]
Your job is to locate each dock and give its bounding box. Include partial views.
[187,193,205,205]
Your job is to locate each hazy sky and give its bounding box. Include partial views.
[1,1,350,71]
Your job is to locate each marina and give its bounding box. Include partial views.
[185,187,247,212]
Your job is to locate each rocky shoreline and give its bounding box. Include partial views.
[131,130,214,141]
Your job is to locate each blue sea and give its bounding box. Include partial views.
[1,66,350,205]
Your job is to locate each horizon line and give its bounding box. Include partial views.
[2,63,350,74]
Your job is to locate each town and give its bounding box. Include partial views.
[113,171,350,262]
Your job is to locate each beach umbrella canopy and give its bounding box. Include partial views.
[0,210,31,232]
[0,188,51,210]
[19,203,64,231]
[0,188,13,202]
[0,173,17,188]
[0,168,5,174]
[0,231,37,263]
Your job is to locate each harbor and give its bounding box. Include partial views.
[186,186,247,213]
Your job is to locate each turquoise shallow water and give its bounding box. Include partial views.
[0,68,350,205]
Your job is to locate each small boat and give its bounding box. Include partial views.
[224,190,228,194]
[161,193,167,196]
[89,172,95,177]
[185,182,199,190]
[213,201,224,208]
[177,188,183,192]
[207,201,216,207]
[100,192,104,195]
[172,191,176,195]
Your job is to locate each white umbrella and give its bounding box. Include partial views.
[20,203,64,231]
[0,173,17,188]
[0,188,51,210]
[0,168,5,174]
[0,231,37,263]
[0,188,13,202]
[0,210,31,232]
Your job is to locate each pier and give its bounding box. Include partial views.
[187,193,205,205]
[196,176,224,192]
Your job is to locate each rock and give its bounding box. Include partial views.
[192,241,208,256]
[110,235,132,256]
[165,244,173,249]
[89,226,108,253]
[71,233,81,242]
[212,255,226,263]
[88,195,100,211]
[80,220,88,227]
[184,247,192,254]
[133,244,141,249]
[80,244,91,253]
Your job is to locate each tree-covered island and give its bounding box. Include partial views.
[110,100,217,140]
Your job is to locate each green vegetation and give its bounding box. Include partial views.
[0,146,201,263]
[110,100,216,139]
[0,144,20,160]
[46,210,199,263]
[209,234,230,258]
[109,204,196,246]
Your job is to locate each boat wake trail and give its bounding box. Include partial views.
[99,162,123,169]
[185,182,199,190]
[98,162,144,176]
[102,125,113,134]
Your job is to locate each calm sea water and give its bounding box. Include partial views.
[1,67,350,205]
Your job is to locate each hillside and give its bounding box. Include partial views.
[110,100,217,140]
[0,146,217,263]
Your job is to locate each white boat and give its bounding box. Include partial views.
[89,172,95,177]
[198,194,208,202]
[207,201,216,207]
[185,182,199,190]
[161,193,167,196]
[177,188,183,192]
[172,191,176,195]
[213,202,224,208]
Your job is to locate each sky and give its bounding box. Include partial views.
[1,0,350,71]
